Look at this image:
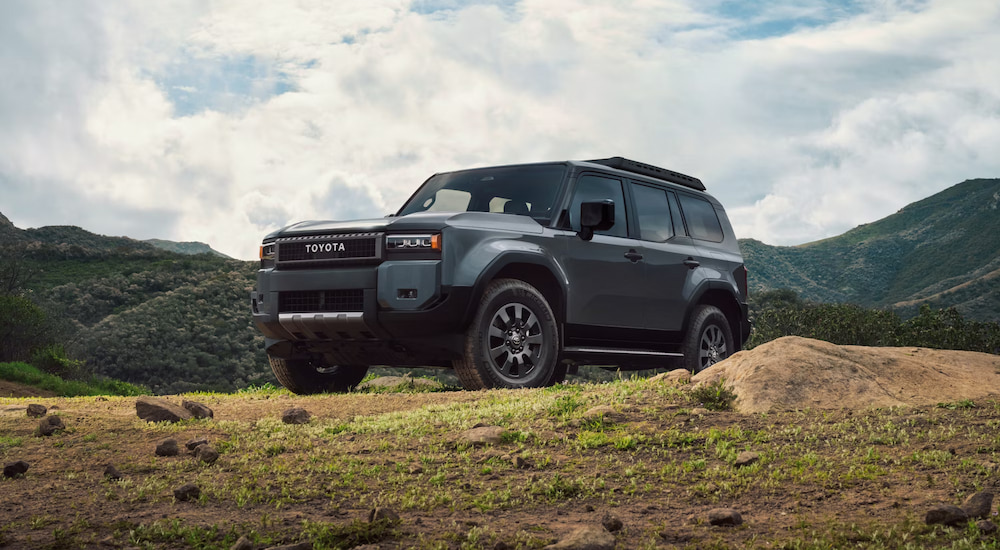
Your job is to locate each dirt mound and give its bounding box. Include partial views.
[0,380,56,398]
[693,336,1000,413]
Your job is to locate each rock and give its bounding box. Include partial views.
[925,504,968,526]
[978,520,997,534]
[196,445,220,464]
[649,369,691,385]
[690,407,711,416]
[601,513,623,532]
[462,426,505,446]
[37,415,65,436]
[173,483,201,502]
[961,491,994,519]
[155,438,180,457]
[3,460,29,478]
[512,455,530,469]
[707,508,743,527]
[368,507,400,523]
[281,407,311,425]
[408,464,424,475]
[264,543,312,550]
[182,400,214,419]
[104,464,123,481]
[185,437,209,451]
[734,451,760,468]
[582,406,626,424]
[492,542,512,550]
[543,525,615,550]
[136,396,193,423]
[230,535,254,550]
[26,404,47,418]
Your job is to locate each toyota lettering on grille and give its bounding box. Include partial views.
[306,242,346,254]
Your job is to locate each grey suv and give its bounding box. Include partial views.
[251,157,750,393]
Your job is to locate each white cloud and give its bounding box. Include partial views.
[0,0,998,258]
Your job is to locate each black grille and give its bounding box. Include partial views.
[278,290,365,313]
[276,233,381,265]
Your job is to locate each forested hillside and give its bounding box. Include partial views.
[741,178,1000,321]
[0,212,273,393]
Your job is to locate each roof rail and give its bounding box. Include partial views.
[586,157,706,191]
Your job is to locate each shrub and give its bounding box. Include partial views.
[689,379,737,411]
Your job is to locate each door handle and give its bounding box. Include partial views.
[683,258,700,269]
[624,250,643,263]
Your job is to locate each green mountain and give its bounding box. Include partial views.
[741,178,1000,321]
[144,238,231,258]
[0,215,272,393]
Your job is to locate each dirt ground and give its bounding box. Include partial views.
[1,338,999,549]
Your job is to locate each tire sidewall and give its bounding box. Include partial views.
[684,305,734,374]
[470,280,558,388]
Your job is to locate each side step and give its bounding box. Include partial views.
[562,346,683,357]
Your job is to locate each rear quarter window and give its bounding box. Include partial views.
[678,194,724,242]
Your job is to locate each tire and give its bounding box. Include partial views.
[682,305,734,374]
[268,355,368,394]
[453,279,564,390]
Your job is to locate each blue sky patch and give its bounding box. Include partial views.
[158,54,298,117]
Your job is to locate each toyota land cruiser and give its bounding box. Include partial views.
[251,157,750,393]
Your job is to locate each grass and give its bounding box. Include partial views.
[1,378,998,548]
[0,361,148,396]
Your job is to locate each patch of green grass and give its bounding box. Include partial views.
[688,378,737,411]
[0,361,147,396]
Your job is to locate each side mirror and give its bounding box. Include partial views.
[579,200,615,241]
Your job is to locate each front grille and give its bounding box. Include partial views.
[278,290,365,313]
[276,232,382,266]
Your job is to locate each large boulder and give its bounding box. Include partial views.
[136,397,193,423]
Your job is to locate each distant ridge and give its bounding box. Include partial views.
[741,178,1000,321]
[144,238,231,259]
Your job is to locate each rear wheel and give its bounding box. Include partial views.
[268,355,368,394]
[682,305,734,374]
[453,279,564,390]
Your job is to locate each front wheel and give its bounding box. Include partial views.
[268,355,368,394]
[682,305,734,374]
[453,279,564,390]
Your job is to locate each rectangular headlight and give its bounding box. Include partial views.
[386,234,441,251]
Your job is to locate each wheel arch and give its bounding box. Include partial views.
[686,284,747,351]
[461,253,568,327]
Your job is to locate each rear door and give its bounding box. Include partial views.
[631,183,699,331]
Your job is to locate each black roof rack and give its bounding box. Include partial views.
[586,157,706,191]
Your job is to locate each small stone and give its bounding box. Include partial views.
[649,369,691,386]
[26,404,47,418]
[492,542,512,550]
[977,520,997,534]
[368,507,400,523]
[196,445,220,464]
[155,438,180,457]
[182,400,214,419]
[173,483,200,502]
[690,407,711,416]
[707,508,743,527]
[512,456,529,469]
[136,396,192,423]
[103,464,123,481]
[601,513,623,532]
[462,426,505,445]
[734,451,760,468]
[230,535,254,550]
[185,437,209,451]
[584,504,595,513]
[37,415,65,436]
[543,525,615,550]
[925,504,968,526]
[3,460,29,478]
[264,543,312,550]
[281,407,311,425]
[961,491,994,519]
[408,464,424,475]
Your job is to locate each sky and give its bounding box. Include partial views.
[1,0,998,260]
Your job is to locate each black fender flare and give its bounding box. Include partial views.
[460,251,569,327]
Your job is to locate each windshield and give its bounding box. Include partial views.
[397,164,567,224]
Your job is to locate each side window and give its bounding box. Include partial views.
[678,194,724,242]
[631,184,673,242]
[568,175,628,238]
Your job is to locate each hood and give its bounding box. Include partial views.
[264,211,544,240]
